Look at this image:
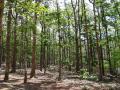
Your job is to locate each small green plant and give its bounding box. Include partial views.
[88,75,98,81]
[80,69,89,79]
[80,69,98,81]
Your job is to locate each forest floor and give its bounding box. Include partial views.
[0,66,120,90]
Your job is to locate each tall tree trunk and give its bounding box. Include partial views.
[24,25,28,83]
[4,0,12,81]
[64,0,72,71]
[40,23,45,71]
[93,0,102,80]
[100,3,112,75]
[40,43,43,71]
[56,0,62,81]
[30,0,39,78]
[71,0,80,72]
[47,29,50,66]
[83,0,92,74]
[0,0,4,68]
[78,0,83,69]
[97,8,104,75]
[11,4,18,73]
[30,13,37,78]
[43,21,47,74]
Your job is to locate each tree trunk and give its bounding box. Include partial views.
[0,0,4,68]
[71,0,80,72]
[11,6,18,73]
[30,0,40,78]
[30,14,37,78]
[56,0,62,81]
[93,0,102,80]
[100,4,112,75]
[83,0,93,74]
[4,0,12,81]
[97,8,104,76]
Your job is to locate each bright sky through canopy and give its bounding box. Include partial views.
[57,0,93,10]
[47,0,93,12]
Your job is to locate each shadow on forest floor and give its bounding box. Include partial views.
[0,69,120,90]
[0,81,71,90]
[1,81,120,90]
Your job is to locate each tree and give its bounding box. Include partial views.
[4,0,12,81]
[0,0,4,67]
[56,0,62,81]
[71,0,80,72]
[100,1,113,75]
[30,0,38,78]
[93,0,103,80]
[82,0,93,74]
[11,1,18,73]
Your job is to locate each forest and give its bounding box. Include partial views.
[0,0,120,90]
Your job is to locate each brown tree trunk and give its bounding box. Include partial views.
[0,0,4,67]
[64,0,72,71]
[78,0,83,69]
[40,44,43,71]
[11,7,18,73]
[83,0,92,74]
[46,29,50,66]
[100,4,112,75]
[56,0,62,81]
[97,8,104,76]
[24,63,27,83]
[30,13,37,78]
[71,0,80,72]
[93,0,102,80]
[30,0,40,78]
[4,0,12,81]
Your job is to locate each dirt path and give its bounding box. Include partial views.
[0,69,120,90]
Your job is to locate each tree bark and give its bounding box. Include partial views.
[100,3,112,75]
[93,0,103,80]
[71,0,80,72]
[0,0,4,68]
[30,0,40,78]
[11,4,18,73]
[4,0,12,81]
[56,0,62,81]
